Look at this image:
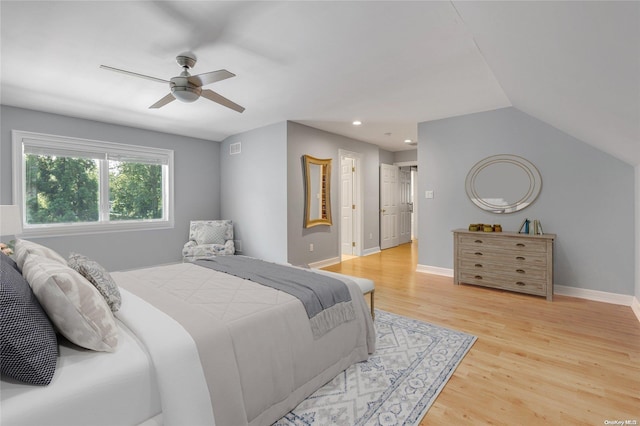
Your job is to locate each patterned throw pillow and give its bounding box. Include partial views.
[0,252,58,385]
[193,221,232,245]
[68,253,121,312]
[14,239,67,270]
[22,254,118,352]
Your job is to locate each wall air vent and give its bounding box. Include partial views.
[230,142,241,155]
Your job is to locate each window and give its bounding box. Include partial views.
[13,130,174,237]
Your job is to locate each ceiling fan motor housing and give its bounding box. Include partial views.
[176,52,197,69]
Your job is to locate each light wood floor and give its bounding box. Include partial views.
[322,241,640,425]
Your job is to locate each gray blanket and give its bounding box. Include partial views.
[195,256,356,338]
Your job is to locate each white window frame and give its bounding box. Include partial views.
[12,130,174,237]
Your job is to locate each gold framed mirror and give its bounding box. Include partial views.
[303,155,332,228]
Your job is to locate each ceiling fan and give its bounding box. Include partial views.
[100,52,245,112]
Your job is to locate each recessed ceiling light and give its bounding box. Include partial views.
[404,139,413,143]
[352,120,362,126]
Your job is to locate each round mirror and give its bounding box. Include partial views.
[465,154,541,213]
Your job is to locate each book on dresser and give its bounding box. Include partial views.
[452,229,555,300]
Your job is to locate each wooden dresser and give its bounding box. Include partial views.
[453,229,555,300]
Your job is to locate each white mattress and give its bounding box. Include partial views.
[1,319,162,426]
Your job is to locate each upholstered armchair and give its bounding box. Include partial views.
[182,220,235,262]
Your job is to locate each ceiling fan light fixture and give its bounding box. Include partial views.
[170,76,201,103]
[171,86,200,103]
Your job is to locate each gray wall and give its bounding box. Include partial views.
[379,149,394,165]
[394,149,417,164]
[636,166,640,302]
[220,122,288,263]
[418,107,635,295]
[1,106,221,271]
[286,122,382,267]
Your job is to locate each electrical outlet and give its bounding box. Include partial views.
[309,243,314,252]
[425,190,434,199]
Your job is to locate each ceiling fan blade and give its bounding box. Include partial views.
[201,89,245,113]
[100,65,169,84]
[149,93,176,109]
[188,69,235,87]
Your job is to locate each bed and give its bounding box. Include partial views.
[1,242,375,426]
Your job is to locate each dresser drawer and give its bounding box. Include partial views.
[458,271,546,295]
[459,259,548,280]
[458,234,548,253]
[458,248,548,267]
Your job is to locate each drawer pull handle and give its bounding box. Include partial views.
[474,239,483,243]
[474,252,483,256]
[516,281,526,286]
[474,264,483,268]
[516,243,526,247]
[474,275,483,280]
[516,269,526,274]
[516,256,525,260]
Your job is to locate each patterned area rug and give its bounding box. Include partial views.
[274,310,477,426]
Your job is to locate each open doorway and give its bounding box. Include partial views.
[399,166,412,245]
[380,162,418,250]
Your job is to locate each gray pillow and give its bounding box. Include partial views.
[0,252,58,385]
[68,253,121,312]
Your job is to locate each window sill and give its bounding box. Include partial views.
[20,220,174,238]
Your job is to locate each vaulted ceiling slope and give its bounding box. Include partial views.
[1,1,638,164]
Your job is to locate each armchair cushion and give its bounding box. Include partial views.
[183,220,235,261]
[192,221,231,245]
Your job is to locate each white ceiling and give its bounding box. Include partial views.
[1,1,638,164]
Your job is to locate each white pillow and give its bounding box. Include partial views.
[14,239,67,270]
[22,254,119,352]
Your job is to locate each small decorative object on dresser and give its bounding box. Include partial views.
[453,229,555,300]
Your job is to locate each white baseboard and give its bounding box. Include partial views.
[309,249,380,269]
[631,297,640,323]
[415,264,638,323]
[362,246,381,256]
[554,285,635,307]
[308,257,341,269]
[416,264,454,277]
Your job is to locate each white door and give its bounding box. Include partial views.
[380,163,399,250]
[398,168,411,245]
[411,167,418,240]
[341,157,355,256]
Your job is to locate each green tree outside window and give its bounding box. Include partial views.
[25,154,100,224]
[24,155,164,225]
[109,161,163,220]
